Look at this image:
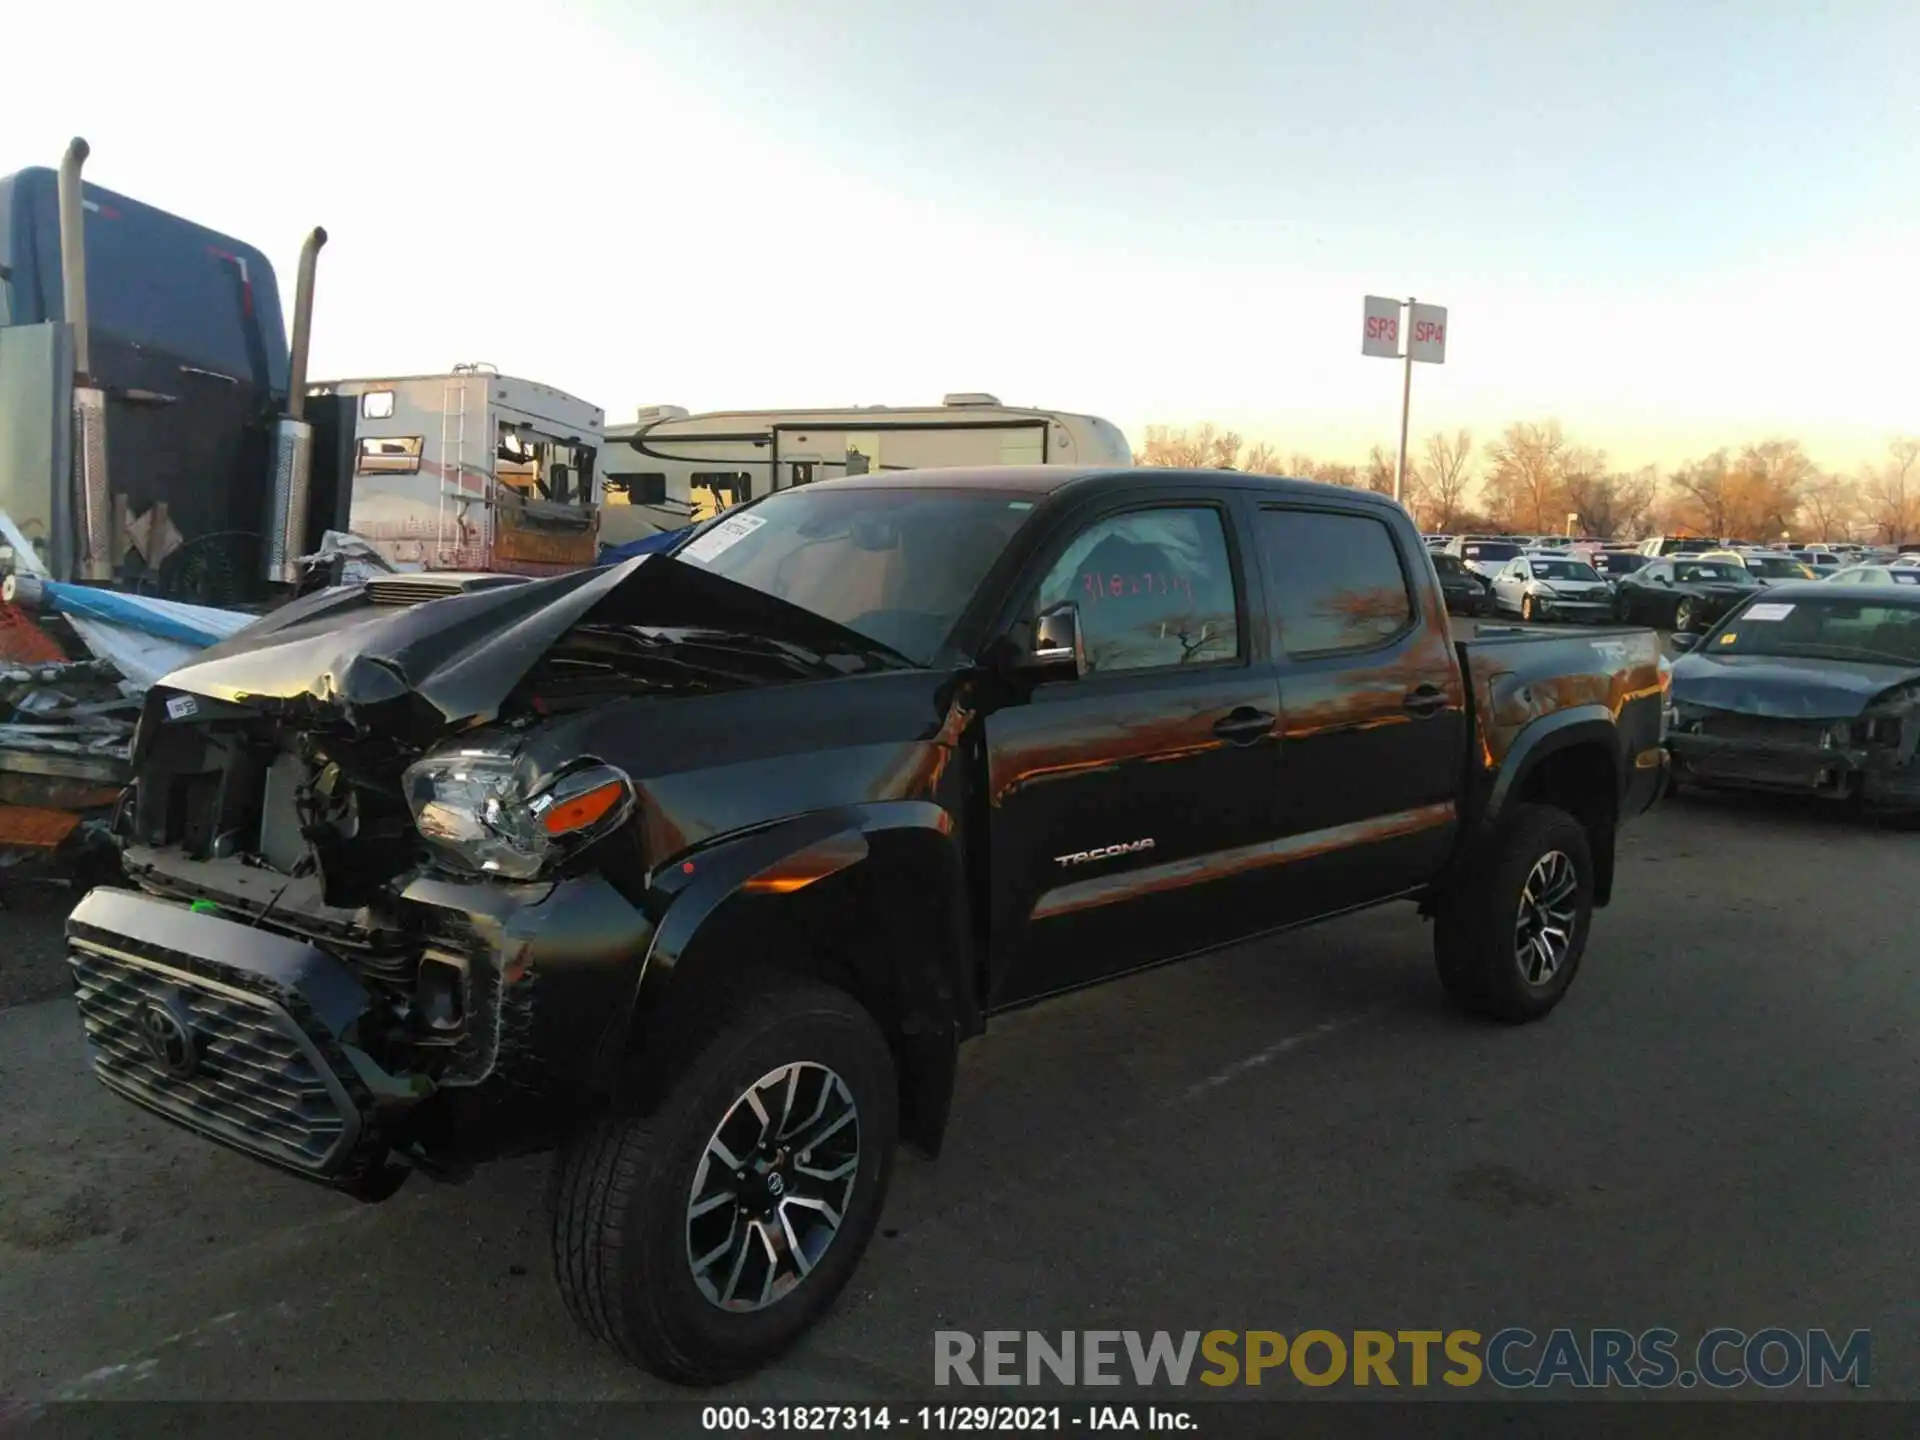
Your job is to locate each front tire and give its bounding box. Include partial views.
[1434,802,1595,1024]
[1673,597,1697,632]
[1520,594,1536,622]
[550,973,899,1384]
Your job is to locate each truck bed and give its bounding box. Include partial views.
[1455,621,1668,809]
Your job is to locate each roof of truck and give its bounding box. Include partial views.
[810,465,1406,507]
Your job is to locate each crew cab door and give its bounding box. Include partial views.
[1252,503,1467,917]
[982,496,1282,1007]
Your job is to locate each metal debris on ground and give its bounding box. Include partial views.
[0,508,255,881]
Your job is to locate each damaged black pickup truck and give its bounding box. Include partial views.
[66,468,1666,1383]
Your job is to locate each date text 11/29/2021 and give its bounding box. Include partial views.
[702,1407,1192,1432]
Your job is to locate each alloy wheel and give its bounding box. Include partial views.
[1514,850,1579,986]
[686,1062,862,1312]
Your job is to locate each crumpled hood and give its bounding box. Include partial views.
[156,554,907,732]
[1672,652,1920,719]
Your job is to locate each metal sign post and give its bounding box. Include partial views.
[1363,296,1448,505]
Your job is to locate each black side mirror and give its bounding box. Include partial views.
[1020,602,1087,681]
[1670,632,1700,652]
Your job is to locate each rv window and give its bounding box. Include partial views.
[791,462,816,487]
[607,473,667,506]
[692,471,753,515]
[361,390,396,420]
[357,436,424,475]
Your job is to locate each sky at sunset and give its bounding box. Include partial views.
[4,0,1914,474]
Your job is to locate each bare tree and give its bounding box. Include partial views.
[1482,421,1570,533]
[1797,473,1858,542]
[1363,444,1397,496]
[1664,450,1734,538]
[1241,441,1282,475]
[1563,454,1657,540]
[1729,439,1817,539]
[1138,423,1245,470]
[1859,436,1920,544]
[1416,429,1475,531]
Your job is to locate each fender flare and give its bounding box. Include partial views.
[626,800,975,1157]
[1482,706,1623,904]
[1484,707,1622,824]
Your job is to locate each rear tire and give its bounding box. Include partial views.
[549,972,898,1384]
[1434,803,1594,1024]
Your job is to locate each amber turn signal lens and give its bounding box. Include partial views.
[541,779,628,836]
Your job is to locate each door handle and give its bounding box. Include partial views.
[1212,707,1274,744]
[1403,685,1447,717]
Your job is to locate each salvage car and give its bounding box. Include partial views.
[1588,549,1651,584]
[1432,550,1491,616]
[1612,556,1761,632]
[1699,550,1817,585]
[1667,582,1920,812]
[1489,552,1614,623]
[1443,534,1526,579]
[63,467,1667,1383]
[1823,565,1920,588]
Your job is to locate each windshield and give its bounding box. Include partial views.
[1745,554,1815,579]
[1674,561,1756,585]
[1462,541,1519,562]
[1712,598,1920,665]
[1433,553,1465,576]
[1530,559,1602,582]
[671,486,1031,664]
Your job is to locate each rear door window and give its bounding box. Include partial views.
[1258,509,1415,656]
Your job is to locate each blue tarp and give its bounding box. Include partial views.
[28,580,250,649]
[597,526,692,566]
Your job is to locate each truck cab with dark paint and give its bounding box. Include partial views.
[65,467,1667,1383]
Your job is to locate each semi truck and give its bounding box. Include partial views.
[0,138,607,592]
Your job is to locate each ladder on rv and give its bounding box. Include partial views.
[436,375,479,568]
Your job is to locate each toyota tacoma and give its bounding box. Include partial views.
[65,467,1667,1382]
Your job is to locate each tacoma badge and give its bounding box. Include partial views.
[1055,838,1155,867]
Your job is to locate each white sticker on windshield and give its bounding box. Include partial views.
[1743,602,1796,621]
[677,513,767,565]
[165,694,199,720]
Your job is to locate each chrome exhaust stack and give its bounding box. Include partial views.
[263,226,327,584]
[57,137,114,582]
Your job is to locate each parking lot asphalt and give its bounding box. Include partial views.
[2,784,1915,1410]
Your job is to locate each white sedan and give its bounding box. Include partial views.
[1489,553,1616,623]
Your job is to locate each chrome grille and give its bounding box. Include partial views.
[68,945,360,1175]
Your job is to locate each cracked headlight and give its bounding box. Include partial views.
[403,747,635,879]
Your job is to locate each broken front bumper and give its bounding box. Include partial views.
[66,874,658,1193]
[1667,728,1920,809]
[66,888,396,1188]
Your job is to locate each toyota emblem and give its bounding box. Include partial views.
[138,997,199,1079]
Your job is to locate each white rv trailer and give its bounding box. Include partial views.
[597,394,1132,549]
[308,364,605,575]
